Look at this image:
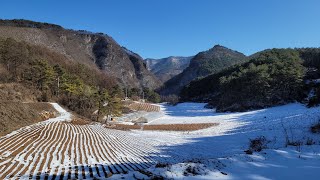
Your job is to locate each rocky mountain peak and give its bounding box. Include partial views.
[145,56,193,83]
[161,45,247,95]
[0,19,161,90]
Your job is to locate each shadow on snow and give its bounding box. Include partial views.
[19,104,320,179]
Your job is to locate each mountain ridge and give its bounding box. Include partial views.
[160,45,247,95]
[145,56,193,82]
[0,19,161,90]
[180,48,320,112]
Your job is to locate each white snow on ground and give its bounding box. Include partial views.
[216,146,320,180]
[123,103,320,179]
[132,103,320,159]
[116,111,164,124]
[2,102,320,179]
[148,103,218,124]
[46,103,72,123]
[113,146,320,180]
[0,103,159,179]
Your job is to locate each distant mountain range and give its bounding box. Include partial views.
[145,56,193,82]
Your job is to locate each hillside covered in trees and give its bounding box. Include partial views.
[181,48,320,112]
[0,37,122,119]
[160,45,247,95]
[0,37,160,121]
[0,19,161,90]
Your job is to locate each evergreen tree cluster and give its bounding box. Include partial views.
[0,37,122,120]
[181,49,310,112]
[126,87,161,103]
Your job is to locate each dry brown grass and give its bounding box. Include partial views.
[311,123,320,133]
[0,102,57,136]
[68,118,91,125]
[0,83,40,102]
[126,102,160,112]
[107,123,218,131]
[143,123,218,131]
[107,124,141,131]
[29,102,58,120]
[0,64,9,82]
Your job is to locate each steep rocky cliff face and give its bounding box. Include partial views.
[0,19,160,89]
[145,56,192,82]
[123,48,162,88]
[161,45,247,95]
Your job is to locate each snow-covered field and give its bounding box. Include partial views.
[113,146,320,180]
[0,103,159,179]
[127,103,320,179]
[1,102,320,179]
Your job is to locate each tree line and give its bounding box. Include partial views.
[0,37,122,121]
[181,48,320,112]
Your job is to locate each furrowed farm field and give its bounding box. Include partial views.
[126,102,160,112]
[2,102,320,179]
[0,103,159,179]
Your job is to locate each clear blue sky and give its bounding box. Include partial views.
[0,0,319,59]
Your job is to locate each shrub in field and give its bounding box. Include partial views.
[287,140,303,147]
[246,136,270,154]
[305,138,315,145]
[311,123,320,133]
[287,140,303,152]
[155,163,169,168]
[183,165,201,176]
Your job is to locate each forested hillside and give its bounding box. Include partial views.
[160,45,247,95]
[0,19,163,122]
[0,19,161,89]
[181,48,320,112]
[0,37,122,119]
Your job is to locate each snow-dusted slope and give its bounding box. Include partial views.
[47,103,72,123]
[124,103,320,179]
[1,102,320,179]
[138,103,320,156]
[112,146,320,179]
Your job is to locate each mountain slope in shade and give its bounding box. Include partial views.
[161,45,247,95]
[145,56,193,82]
[123,47,162,88]
[0,19,160,89]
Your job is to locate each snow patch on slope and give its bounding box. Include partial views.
[47,103,72,123]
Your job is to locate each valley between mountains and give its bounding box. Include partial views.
[1,19,320,179]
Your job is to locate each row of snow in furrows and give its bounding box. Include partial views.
[128,103,160,112]
[0,121,159,179]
